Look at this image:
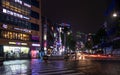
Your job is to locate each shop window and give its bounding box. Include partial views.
[12,32,16,39]
[9,32,13,39]
[6,31,8,39]
[15,33,18,39]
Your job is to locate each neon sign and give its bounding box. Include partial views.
[32,44,40,47]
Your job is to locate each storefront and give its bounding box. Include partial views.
[30,43,40,58]
[3,46,30,59]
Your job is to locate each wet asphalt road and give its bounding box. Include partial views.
[0,59,120,75]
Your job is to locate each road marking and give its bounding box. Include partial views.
[32,67,69,73]
[62,72,85,75]
[39,70,75,75]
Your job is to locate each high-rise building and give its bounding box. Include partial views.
[41,16,56,56]
[0,0,41,59]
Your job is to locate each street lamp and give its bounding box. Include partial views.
[113,12,118,17]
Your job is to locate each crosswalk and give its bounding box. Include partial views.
[0,61,86,75]
[30,63,85,75]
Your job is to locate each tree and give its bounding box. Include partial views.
[75,31,86,52]
[92,27,108,54]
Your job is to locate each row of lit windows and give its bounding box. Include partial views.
[3,8,30,20]
[0,13,39,31]
[2,0,30,16]
[0,13,31,29]
[1,31,30,41]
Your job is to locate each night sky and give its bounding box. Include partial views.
[41,0,112,34]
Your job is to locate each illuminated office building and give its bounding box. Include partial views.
[0,0,41,59]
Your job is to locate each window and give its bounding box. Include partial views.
[2,0,30,17]
[31,0,39,8]
[6,16,10,21]
[30,10,39,19]
[0,14,39,31]
[31,36,39,42]
[22,0,31,4]
[31,23,39,31]
[1,30,30,41]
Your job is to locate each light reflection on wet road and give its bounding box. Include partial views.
[0,59,120,75]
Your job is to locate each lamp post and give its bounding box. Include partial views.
[113,12,118,17]
[112,11,120,19]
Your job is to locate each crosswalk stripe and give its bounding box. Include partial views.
[39,70,75,75]
[32,68,70,73]
[62,72,85,75]
[31,66,86,75]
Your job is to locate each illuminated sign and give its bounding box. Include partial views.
[14,28,31,33]
[14,0,31,8]
[24,3,31,8]
[44,34,47,40]
[9,42,16,44]
[2,24,8,29]
[9,42,27,46]
[15,0,22,4]
[21,43,27,45]
[3,8,30,20]
[32,44,40,47]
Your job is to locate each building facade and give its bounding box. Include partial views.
[41,17,56,56]
[0,0,41,59]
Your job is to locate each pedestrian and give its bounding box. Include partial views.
[64,54,69,61]
[43,55,48,63]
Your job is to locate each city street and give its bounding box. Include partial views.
[0,59,120,75]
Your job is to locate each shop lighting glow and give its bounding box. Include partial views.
[32,44,40,47]
[9,42,27,45]
[9,42,16,44]
[21,43,27,45]
[44,34,47,40]
[2,24,8,29]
